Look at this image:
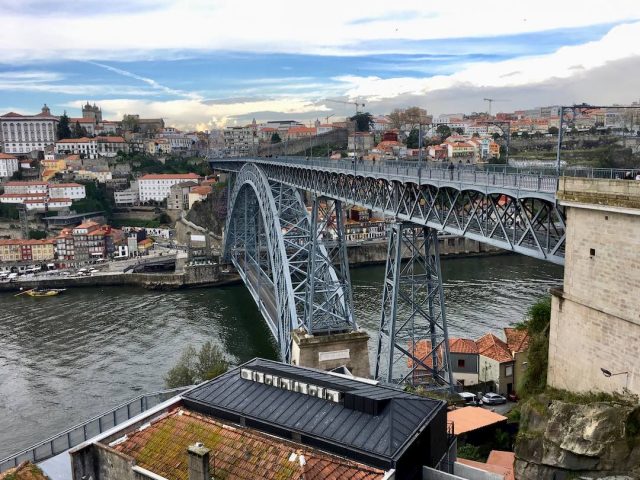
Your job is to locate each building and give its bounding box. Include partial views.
[286,126,316,140]
[114,181,140,206]
[476,333,515,396]
[0,239,55,263]
[411,338,480,388]
[167,181,198,210]
[0,105,59,154]
[138,173,201,202]
[446,141,476,160]
[224,125,259,156]
[348,132,375,155]
[0,153,19,179]
[55,221,122,262]
[188,185,212,209]
[70,358,453,480]
[55,136,127,158]
[504,327,530,393]
[48,183,85,200]
[156,129,195,150]
[3,181,48,195]
[344,220,387,242]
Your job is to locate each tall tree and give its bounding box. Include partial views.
[72,121,87,138]
[57,112,71,140]
[406,128,420,148]
[270,132,282,143]
[387,107,429,131]
[350,112,374,132]
[436,124,451,140]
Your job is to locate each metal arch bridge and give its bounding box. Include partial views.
[214,156,565,388]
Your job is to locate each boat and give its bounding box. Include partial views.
[16,288,66,297]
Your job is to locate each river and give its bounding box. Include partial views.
[0,254,562,458]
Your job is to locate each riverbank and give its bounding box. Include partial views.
[0,267,242,292]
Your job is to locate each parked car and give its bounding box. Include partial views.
[481,392,507,405]
[458,392,480,406]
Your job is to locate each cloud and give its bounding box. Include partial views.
[0,1,639,61]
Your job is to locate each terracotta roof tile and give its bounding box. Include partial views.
[503,328,530,353]
[112,409,385,480]
[447,406,507,435]
[476,333,513,363]
[0,153,18,159]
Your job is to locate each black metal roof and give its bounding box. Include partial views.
[181,358,446,465]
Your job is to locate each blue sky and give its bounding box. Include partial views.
[1,1,639,129]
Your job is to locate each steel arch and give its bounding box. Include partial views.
[224,163,355,362]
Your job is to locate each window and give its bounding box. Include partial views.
[505,365,513,377]
[457,359,465,368]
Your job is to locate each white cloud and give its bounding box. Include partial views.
[0,1,639,61]
[333,22,640,102]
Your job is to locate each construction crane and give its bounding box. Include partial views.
[325,98,366,115]
[483,98,509,116]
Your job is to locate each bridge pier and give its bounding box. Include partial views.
[375,223,454,390]
[291,328,371,378]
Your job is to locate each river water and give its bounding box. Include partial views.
[0,254,562,458]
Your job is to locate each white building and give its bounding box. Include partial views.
[0,105,59,154]
[0,153,19,178]
[48,183,86,200]
[138,173,201,202]
[4,181,48,195]
[114,182,140,206]
[55,136,127,158]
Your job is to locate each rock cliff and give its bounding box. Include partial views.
[515,393,640,479]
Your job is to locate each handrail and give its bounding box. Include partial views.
[0,386,190,472]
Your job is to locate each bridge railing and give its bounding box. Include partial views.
[0,387,190,473]
[213,156,559,194]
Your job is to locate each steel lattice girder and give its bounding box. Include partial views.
[214,161,566,265]
[375,224,453,390]
[304,196,356,334]
[224,164,355,361]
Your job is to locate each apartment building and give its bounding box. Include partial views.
[56,221,122,262]
[0,153,19,179]
[48,183,86,200]
[223,125,258,156]
[0,239,55,263]
[55,136,127,158]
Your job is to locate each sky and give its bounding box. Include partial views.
[1,0,640,130]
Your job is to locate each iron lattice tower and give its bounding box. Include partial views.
[375,223,454,390]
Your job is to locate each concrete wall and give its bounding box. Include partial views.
[549,178,640,395]
[423,464,503,480]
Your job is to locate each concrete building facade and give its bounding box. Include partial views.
[0,153,19,178]
[0,105,58,154]
[548,177,640,396]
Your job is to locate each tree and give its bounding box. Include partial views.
[349,112,374,132]
[436,124,451,140]
[387,107,428,131]
[406,128,420,148]
[472,132,480,138]
[165,341,229,388]
[492,132,501,140]
[454,127,464,134]
[521,131,530,139]
[73,121,87,138]
[548,126,559,135]
[517,297,551,397]
[122,114,140,133]
[270,132,282,144]
[57,112,71,140]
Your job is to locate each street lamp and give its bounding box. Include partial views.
[601,367,629,390]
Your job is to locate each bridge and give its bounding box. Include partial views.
[211,156,567,389]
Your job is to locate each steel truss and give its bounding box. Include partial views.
[375,223,453,390]
[224,164,355,361]
[214,160,565,265]
[305,196,355,334]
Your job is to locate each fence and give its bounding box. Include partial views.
[0,387,190,473]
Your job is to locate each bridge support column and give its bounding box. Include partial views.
[291,328,370,378]
[375,223,454,390]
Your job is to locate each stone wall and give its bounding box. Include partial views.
[548,178,640,396]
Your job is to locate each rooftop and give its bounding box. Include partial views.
[140,173,200,180]
[504,327,530,354]
[182,358,446,467]
[476,333,513,363]
[0,153,18,159]
[111,408,386,480]
[447,406,507,435]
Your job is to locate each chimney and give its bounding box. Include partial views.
[187,442,210,480]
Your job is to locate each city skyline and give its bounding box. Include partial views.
[1,1,640,129]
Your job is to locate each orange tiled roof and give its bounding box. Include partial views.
[0,153,18,159]
[0,239,54,246]
[476,333,513,363]
[504,328,530,353]
[49,183,83,188]
[191,186,212,195]
[408,337,477,369]
[0,193,46,198]
[96,136,126,143]
[457,450,515,480]
[112,409,385,480]
[447,406,507,435]
[140,173,200,180]
[57,137,94,143]
[4,181,47,186]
